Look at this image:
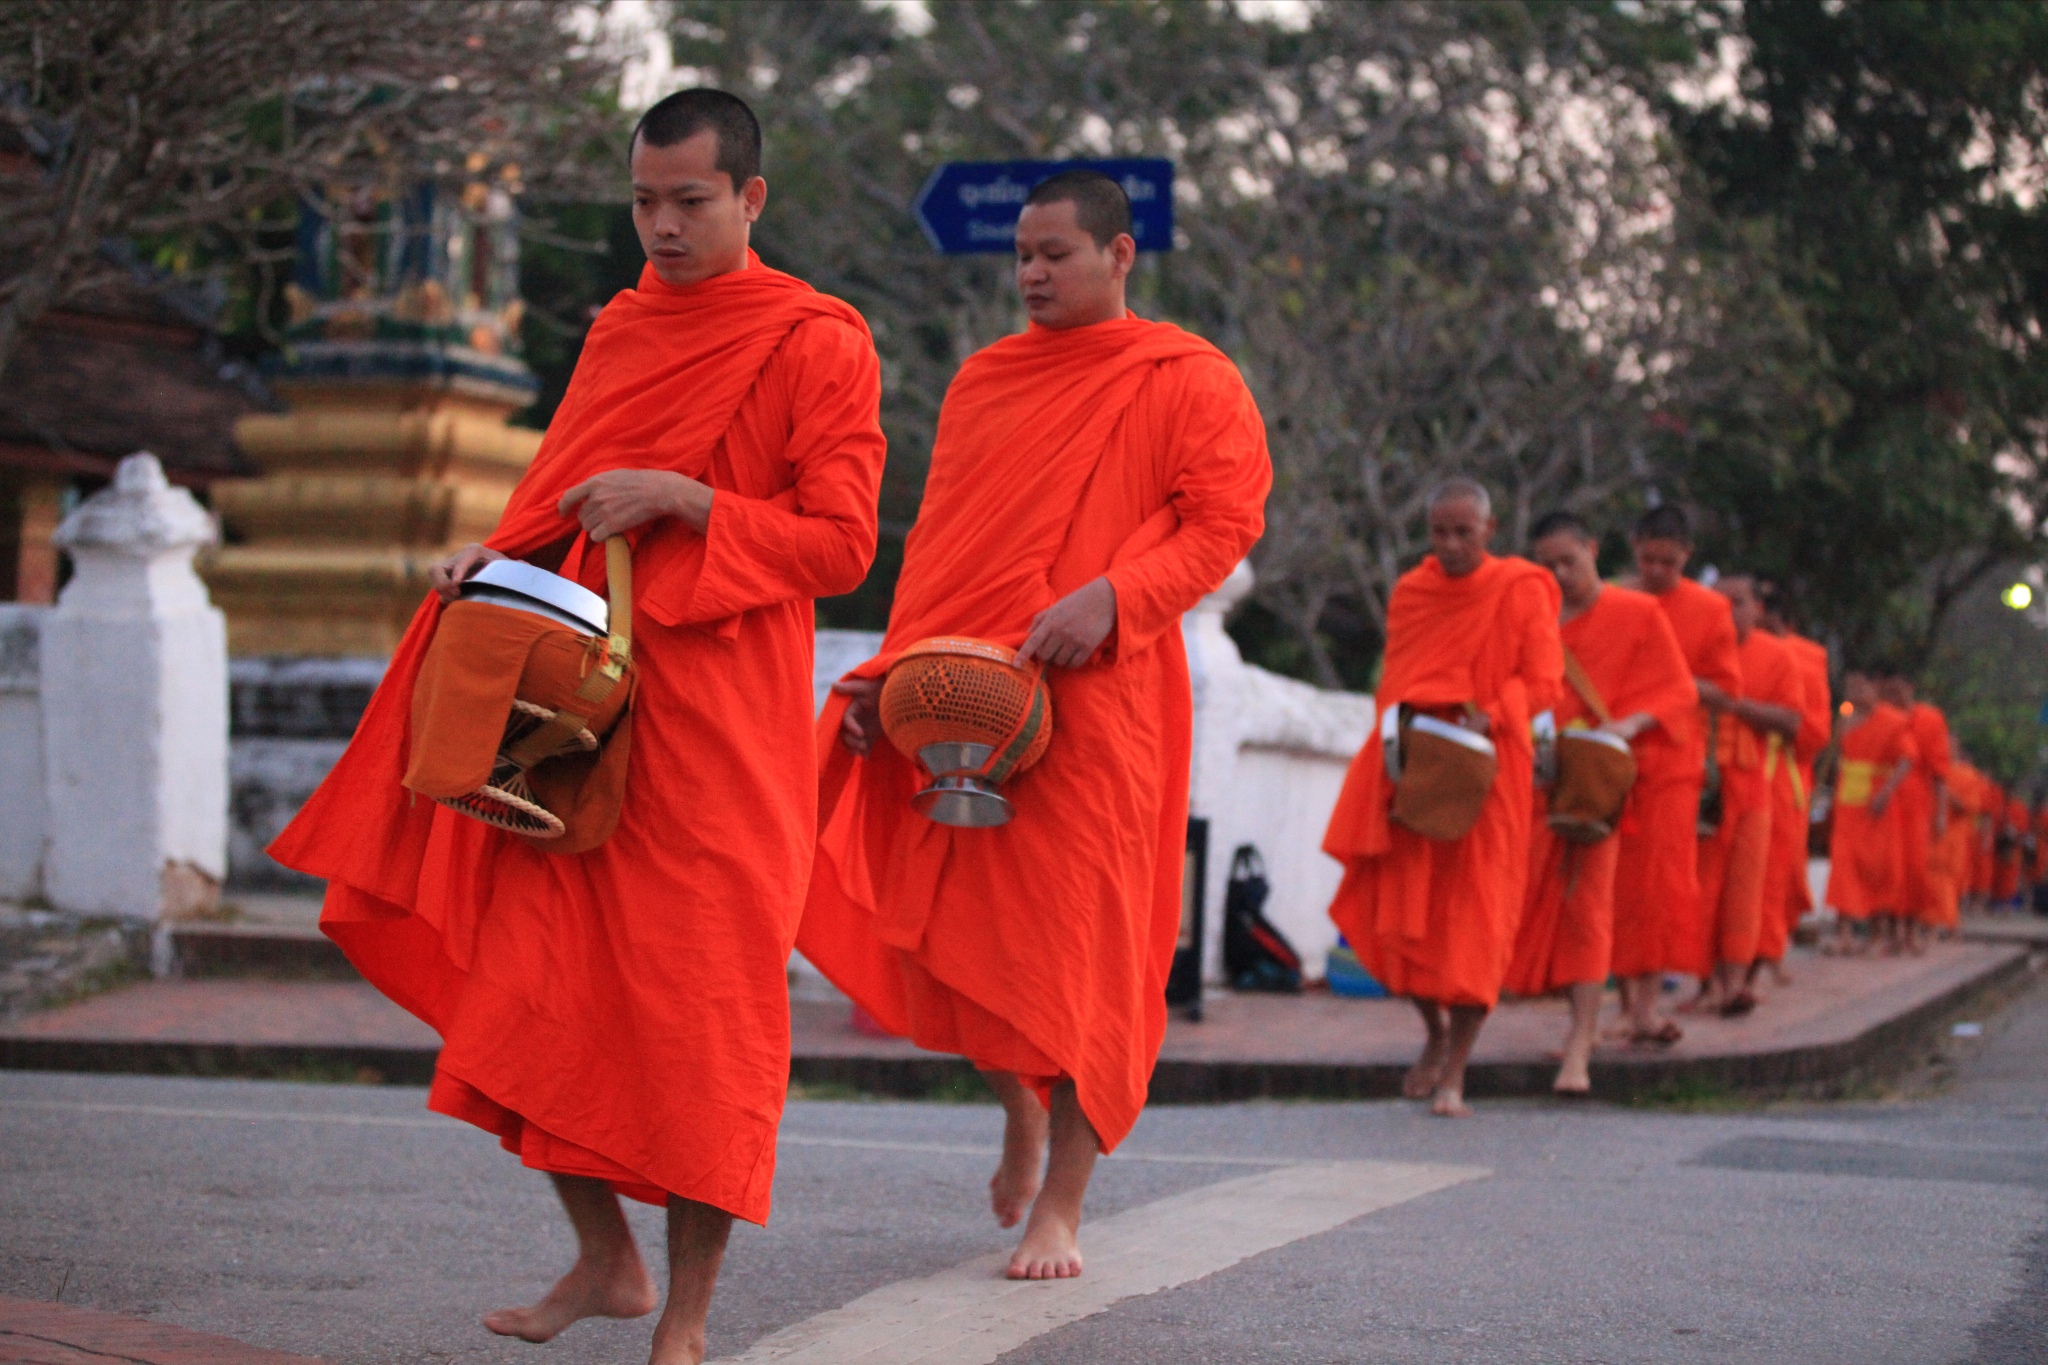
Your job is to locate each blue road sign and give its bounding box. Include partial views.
[912,158,1174,254]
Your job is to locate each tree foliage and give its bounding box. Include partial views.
[1664,0,2048,671]
[0,0,625,376]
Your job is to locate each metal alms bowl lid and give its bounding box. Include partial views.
[460,558,609,636]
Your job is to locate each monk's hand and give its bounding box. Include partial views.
[558,469,714,540]
[1695,678,1734,712]
[427,543,506,603]
[1019,577,1117,669]
[835,677,883,757]
[1458,708,1493,737]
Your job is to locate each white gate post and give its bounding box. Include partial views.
[42,453,228,920]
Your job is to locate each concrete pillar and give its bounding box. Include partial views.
[42,453,228,920]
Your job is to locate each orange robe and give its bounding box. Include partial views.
[1824,703,1919,920]
[1897,703,1953,925]
[269,256,886,1224]
[1932,761,1982,928]
[1768,633,1831,946]
[1505,587,1694,996]
[1974,783,2004,900]
[1324,555,1564,1009]
[799,315,1270,1153]
[1685,629,1803,974]
[1612,579,1739,978]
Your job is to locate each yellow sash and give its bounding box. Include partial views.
[1838,758,1877,808]
[1764,732,1808,812]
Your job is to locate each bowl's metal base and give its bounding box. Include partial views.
[912,776,1014,827]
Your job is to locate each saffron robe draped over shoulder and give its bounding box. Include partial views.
[1898,702,1954,925]
[268,255,886,1225]
[1612,578,1738,978]
[1686,628,1803,975]
[1933,759,1984,929]
[1825,702,1919,920]
[798,315,1270,1153]
[1505,586,1694,996]
[1324,554,1564,1009]
[1772,633,1832,937]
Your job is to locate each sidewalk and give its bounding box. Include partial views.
[0,1294,323,1364]
[0,936,2028,1100]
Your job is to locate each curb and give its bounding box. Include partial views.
[2,947,2032,1103]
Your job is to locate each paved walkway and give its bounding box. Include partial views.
[0,939,2027,1099]
[0,1294,323,1363]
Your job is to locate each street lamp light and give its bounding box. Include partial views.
[2002,582,2034,611]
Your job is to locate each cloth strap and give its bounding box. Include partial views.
[502,536,634,771]
[1561,647,1614,727]
[974,656,1048,786]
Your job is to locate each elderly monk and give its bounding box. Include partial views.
[268,90,885,1365]
[1755,589,1831,982]
[1506,511,1693,1093]
[1824,672,1918,955]
[1609,505,1739,1045]
[1324,479,1563,1116]
[802,170,1269,1280]
[1681,576,1803,1015]
[1883,676,1952,952]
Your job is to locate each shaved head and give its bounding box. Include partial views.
[1426,476,1493,518]
[1529,509,1596,545]
[1022,169,1133,249]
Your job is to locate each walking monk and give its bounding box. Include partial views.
[1324,479,1563,1115]
[1884,677,1952,951]
[802,171,1270,1279]
[267,91,887,1365]
[1934,759,1987,930]
[1824,672,1918,954]
[1505,512,1693,1093]
[1756,590,1830,981]
[1611,506,1739,1043]
[1683,576,1803,1014]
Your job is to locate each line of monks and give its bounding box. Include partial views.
[1322,493,2028,1118]
[261,85,2039,1365]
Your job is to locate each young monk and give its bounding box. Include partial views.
[1934,759,1985,931]
[1324,478,1563,1116]
[1824,672,1918,954]
[802,171,1269,1279]
[1506,511,1693,1093]
[1683,576,1803,1015]
[1756,589,1831,981]
[1610,506,1739,1045]
[1884,676,1952,952]
[267,90,887,1365]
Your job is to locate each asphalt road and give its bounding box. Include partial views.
[3,968,2045,1365]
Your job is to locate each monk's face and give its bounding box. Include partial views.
[1719,576,1762,639]
[1014,200,1134,329]
[1428,495,1496,578]
[1844,673,1876,710]
[630,130,766,288]
[1631,536,1690,594]
[1881,677,1913,706]
[1532,531,1600,612]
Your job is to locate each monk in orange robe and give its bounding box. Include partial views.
[1506,512,1693,1093]
[267,92,886,1365]
[802,171,1269,1280]
[1882,677,1952,950]
[1933,761,1984,930]
[1324,479,1563,1116]
[1824,672,1918,954]
[1678,577,1803,1014]
[1610,505,1739,1044]
[1973,780,2004,909]
[1754,592,1831,981]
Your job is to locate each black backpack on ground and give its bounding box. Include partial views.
[1221,845,1303,993]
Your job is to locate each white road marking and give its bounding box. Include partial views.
[714,1159,1487,1365]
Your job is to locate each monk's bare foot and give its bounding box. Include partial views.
[1403,1037,1449,1099]
[1768,961,1795,987]
[1006,1203,1084,1280]
[990,1101,1050,1229]
[648,1311,707,1365]
[1554,1046,1593,1094]
[484,1252,657,1343]
[1430,1084,1473,1117]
